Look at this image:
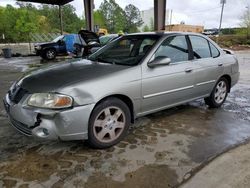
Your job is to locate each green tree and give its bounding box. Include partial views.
[94,10,106,28]
[124,4,143,33]
[142,25,150,32]
[241,8,250,38]
[15,8,39,41]
[150,18,154,31]
[99,0,126,33]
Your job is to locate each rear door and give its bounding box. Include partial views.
[188,35,224,97]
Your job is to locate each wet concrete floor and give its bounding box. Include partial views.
[0,52,249,188]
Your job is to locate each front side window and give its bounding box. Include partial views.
[189,36,211,59]
[151,35,189,64]
[88,35,160,66]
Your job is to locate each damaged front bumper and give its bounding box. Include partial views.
[3,93,95,141]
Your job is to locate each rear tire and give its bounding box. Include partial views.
[205,77,229,108]
[88,98,131,149]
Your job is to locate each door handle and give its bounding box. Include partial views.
[185,68,193,73]
[218,63,223,67]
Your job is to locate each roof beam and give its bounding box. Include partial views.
[17,0,73,6]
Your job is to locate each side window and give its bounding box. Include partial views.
[189,36,211,59]
[209,43,220,58]
[152,35,189,63]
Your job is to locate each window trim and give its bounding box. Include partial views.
[209,42,220,58]
[148,34,192,65]
[188,35,219,60]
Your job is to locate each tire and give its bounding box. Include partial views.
[205,77,229,108]
[44,49,56,60]
[88,98,131,149]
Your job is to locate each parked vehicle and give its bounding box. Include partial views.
[98,28,108,36]
[99,34,119,46]
[34,34,80,60]
[34,30,100,60]
[3,32,239,148]
[89,34,119,54]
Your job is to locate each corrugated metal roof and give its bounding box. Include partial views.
[17,0,73,6]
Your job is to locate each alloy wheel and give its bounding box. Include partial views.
[214,80,227,104]
[93,106,125,143]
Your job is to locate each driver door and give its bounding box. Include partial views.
[141,35,196,114]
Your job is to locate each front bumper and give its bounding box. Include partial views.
[3,93,95,141]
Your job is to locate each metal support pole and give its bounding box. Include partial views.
[218,0,226,36]
[169,9,173,31]
[154,0,167,31]
[59,5,63,35]
[84,0,94,31]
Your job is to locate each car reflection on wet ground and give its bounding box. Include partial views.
[0,51,249,188]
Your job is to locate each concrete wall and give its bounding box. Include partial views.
[0,43,35,56]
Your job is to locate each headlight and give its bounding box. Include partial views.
[35,46,41,50]
[28,93,73,109]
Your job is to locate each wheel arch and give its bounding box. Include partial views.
[219,74,231,92]
[92,94,135,123]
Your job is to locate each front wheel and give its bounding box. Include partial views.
[44,49,56,60]
[205,77,229,108]
[88,98,131,149]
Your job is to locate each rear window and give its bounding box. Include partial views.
[189,36,211,59]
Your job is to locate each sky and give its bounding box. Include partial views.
[0,0,249,29]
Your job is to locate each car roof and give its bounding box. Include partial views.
[126,31,205,37]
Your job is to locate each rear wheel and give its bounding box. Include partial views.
[205,77,229,108]
[88,98,131,149]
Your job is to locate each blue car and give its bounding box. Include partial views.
[34,30,100,60]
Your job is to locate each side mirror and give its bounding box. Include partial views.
[148,57,171,68]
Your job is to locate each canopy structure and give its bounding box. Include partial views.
[17,0,167,33]
[17,0,73,6]
[17,0,74,34]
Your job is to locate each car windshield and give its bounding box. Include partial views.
[52,35,64,42]
[88,35,160,66]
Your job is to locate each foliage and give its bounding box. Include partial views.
[99,0,127,33]
[240,8,250,38]
[124,4,143,33]
[0,3,85,42]
[142,25,150,32]
[94,10,106,28]
[0,0,143,42]
[98,0,143,33]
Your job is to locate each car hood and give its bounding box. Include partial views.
[35,42,56,47]
[78,30,100,44]
[17,59,131,93]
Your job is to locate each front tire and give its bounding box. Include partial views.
[205,77,229,108]
[88,98,131,149]
[44,49,56,60]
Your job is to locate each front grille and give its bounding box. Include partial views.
[10,117,32,136]
[8,84,28,104]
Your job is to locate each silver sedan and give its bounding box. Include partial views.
[3,32,239,148]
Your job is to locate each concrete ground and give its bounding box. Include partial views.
[0,51,249,188]
[181,142,250,188]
